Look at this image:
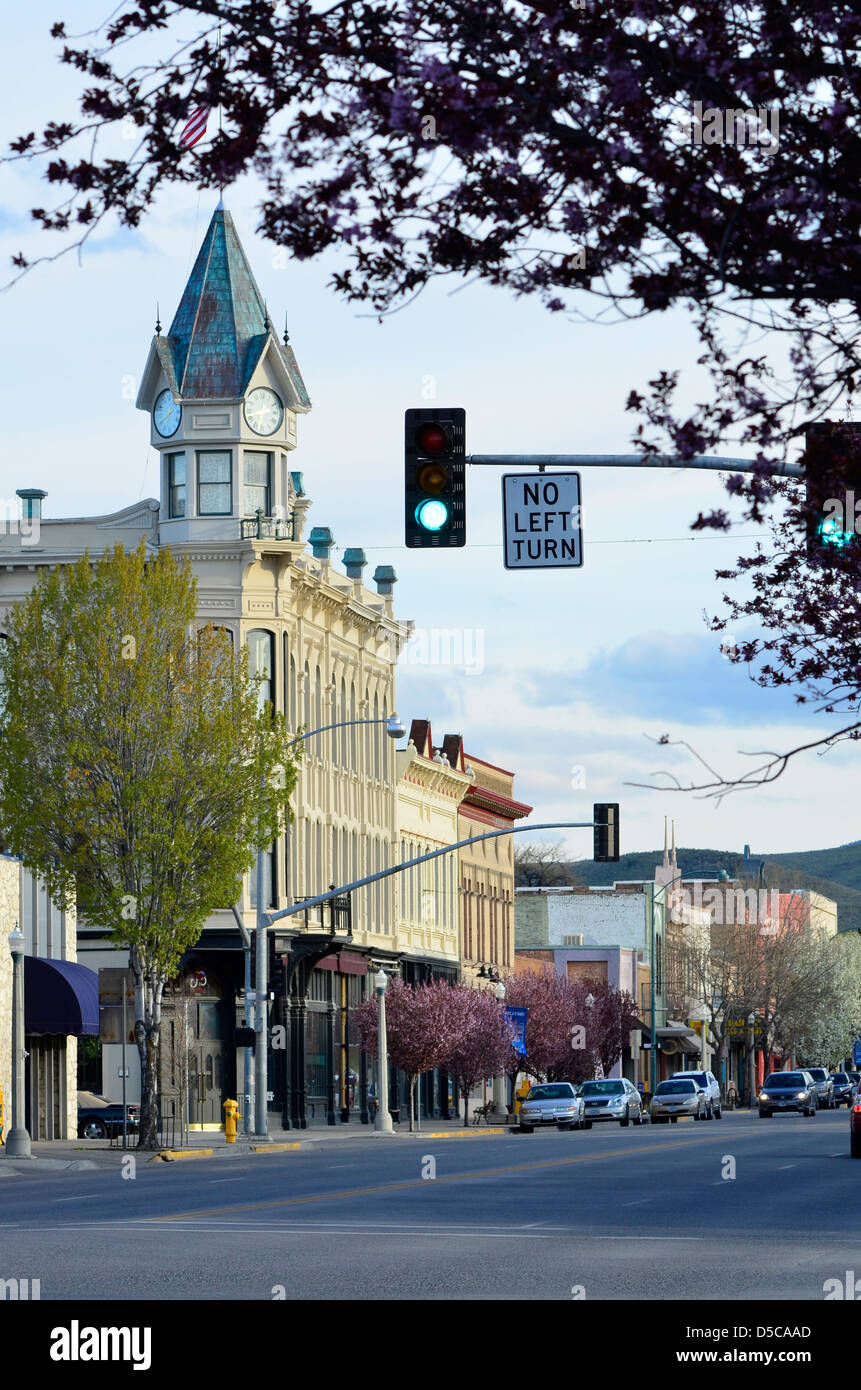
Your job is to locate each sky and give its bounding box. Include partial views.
[0,4,857,861]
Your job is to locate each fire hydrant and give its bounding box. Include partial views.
[223,1098,239,1143]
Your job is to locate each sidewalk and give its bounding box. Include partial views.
[0,1115,513,1172]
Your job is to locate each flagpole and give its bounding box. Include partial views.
[217,20,223,205]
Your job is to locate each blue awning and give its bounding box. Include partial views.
[24,957,99,1036]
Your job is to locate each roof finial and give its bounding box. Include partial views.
[264,299,271,331]
[283,312,290,345]
[155,302,162,334]
[663,815,669,866]
[671,820,677,870]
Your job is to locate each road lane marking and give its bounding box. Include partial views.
[208,1179,245,1184]
[777,1164,796,1169]
[146,1129,764,1224]
[51,1195,99,1202]
[622,1198,651,1206]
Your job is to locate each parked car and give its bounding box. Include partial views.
[650,1077,707,1123]
[77,1090,140,1140]
[579,1078,643,1127]
[518,1082,585,1133]
[758,1071,817,1118]
[850,1087,861,1158]
[671,1069,722,1119]
[806,1067,836,1109]
[830,1073,855,1108]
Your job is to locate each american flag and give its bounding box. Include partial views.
[180,106,209,149]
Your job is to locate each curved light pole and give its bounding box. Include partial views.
[252,713,406,1138]
[6,924,31,1159]
[374,968,394,1133]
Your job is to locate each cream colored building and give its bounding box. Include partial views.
[395,719,472,974]
[0,203,412,1131]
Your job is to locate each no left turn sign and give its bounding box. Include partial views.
[501,472,583,569]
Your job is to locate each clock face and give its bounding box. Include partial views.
[244,387,283,436]
[153,389,182,438]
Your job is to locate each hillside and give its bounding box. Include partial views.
[766,841,861,892]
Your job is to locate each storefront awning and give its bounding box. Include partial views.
[24,956,99,1036]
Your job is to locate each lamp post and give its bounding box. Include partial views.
[492,979,507,1117]
[6,924,31,1159]
[252,712,405,1138]
[691,1004,710,1071]
[747,1012,757,1110]
[374,968,394,1133]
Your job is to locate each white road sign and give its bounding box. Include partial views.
[501,472,583,569]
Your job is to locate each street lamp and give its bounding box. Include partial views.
[6,924,31,1159]
[374,968,394,1134]
[747,1012,757,1110]
[690,1004,710,1071]
[492,979,507,1117]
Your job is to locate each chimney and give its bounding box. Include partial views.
[308,526,335,564]
[342,548,367,582]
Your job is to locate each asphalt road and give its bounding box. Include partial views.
[1,1111,858,1301]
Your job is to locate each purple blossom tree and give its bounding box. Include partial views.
[443,985,516,1126]
[351,976,459,1131]
[7,3,861,774]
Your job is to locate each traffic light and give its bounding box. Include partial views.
[404,408,466,547]
[270,955,285,995]
[593,803,619,862]
[804,421,861,561]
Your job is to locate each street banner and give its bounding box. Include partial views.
[503,1004,528,1055]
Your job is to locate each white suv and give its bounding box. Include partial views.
[670,1069,722,1119]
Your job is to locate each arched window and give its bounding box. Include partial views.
[303,661,311,728]
[340,678,348,764]
[372,692,380,779]
[330,677,338,763]
[349,681,357,769]
[314,665,322,742]
[247,630,274,714]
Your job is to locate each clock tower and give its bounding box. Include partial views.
[136,203,311,542]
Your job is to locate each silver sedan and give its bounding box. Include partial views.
[649,1078,707,1123]
[518,1082,585,1132]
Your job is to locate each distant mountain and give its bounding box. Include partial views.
[554,847,861,933]
[766,841,861,893]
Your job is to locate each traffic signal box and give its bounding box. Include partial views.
[404,408,466,548]
[804,421,861,562]
[593,803,620,862]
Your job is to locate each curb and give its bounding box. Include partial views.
[149,1148,215,1162]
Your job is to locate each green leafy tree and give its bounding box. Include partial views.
[0,542,298,1149]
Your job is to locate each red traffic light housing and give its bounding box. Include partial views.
[804,421,861,562]
[405,408,466,548]
[593,803,619,862]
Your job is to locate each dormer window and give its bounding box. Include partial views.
[197,450,232,515]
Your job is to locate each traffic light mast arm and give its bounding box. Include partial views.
[262,820,596,928]
[466,454,804,478]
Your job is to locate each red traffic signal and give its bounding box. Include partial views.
[405,408,466,548]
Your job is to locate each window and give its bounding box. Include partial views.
[248,629,274,712]
[243,451,271,517]
[197,450,232,514]
[168,453,186,517]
